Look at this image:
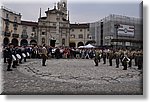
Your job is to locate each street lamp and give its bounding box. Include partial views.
[114,24,120,49]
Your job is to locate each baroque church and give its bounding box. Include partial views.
[38,0,70,47]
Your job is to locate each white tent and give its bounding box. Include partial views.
[84,44,95,48]
[78,46,84,48]
[78,44,95,48]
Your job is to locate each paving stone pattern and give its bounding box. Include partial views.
[2,59,143,95]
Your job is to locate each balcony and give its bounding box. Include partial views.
[12,33,19,38]
[4,32,11,37]
[21,34,28,39]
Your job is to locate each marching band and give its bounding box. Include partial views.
[3,43,143,71]
[3,43,30,71]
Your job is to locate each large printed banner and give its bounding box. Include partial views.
[118,24,135,37]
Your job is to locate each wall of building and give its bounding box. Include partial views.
[70,24,93,48]
[1,6,22,46]
[1,2,142,49]
[90,14,143,48]
[21,21,38,45]
[1,6,38,47]
[38,2,70,47]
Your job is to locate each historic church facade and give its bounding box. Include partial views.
[2,0,100,48]
[38,0,70,47]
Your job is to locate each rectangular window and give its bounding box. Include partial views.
[78,34,83,39]
[80,29,82,32]
[53,23,56,26]
[22,26,27,30]
[87,34,92,39]
[14,17,17,22]
[32,27,36,32]
[72,29,74,32]
[70,34,75,38]
[42,32,45,35]
[56,17,60,21]
[63,24,66,27]
[6,14,9,19]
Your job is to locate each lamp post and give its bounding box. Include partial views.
[114,24,120,49]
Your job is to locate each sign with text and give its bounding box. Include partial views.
[118,24,135,37]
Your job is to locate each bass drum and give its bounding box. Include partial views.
[12,55,16,61]
[27,52,30,57]
[22,53,26,58]
[16,54,21,59]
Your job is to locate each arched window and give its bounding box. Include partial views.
[62,38,65,45]
[11,38,18,47]
[77,42,84,47]
[42,38,45,44]
[20,39,28,46]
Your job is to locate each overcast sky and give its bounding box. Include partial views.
[1,0,142,23]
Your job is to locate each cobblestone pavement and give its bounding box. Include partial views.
[2,59,143,95]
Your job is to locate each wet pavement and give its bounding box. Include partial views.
[1,59,143,95]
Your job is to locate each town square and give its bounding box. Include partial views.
[0,0,143,95]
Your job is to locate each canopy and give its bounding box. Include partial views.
[84,44,95,48]
[78,44,95,48]
[78,46,84,48]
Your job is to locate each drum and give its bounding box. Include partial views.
[12,55,16,61]
[16,54,21,59]
[22,53,26,58]
[99,54,102,57]
[27,52,30,57]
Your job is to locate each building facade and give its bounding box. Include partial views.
[1,2,142,49]
[90,14,143,49]
[1,6,38,47]
[69,23,94,48]
[38,0,70,47]
[1,6,22,47]
[20,21,38,46]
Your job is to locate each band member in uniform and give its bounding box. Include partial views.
[41,44,48,66]
[5,43,14,71]
[55,47,60,59]
[33,46,39,58]
[98,50,102,62]
[12,46,18,68]
[22,46,27,62]
[128,51,133,68]
[102,50,107,64]
[133,51,138,66]
[16,46,23,64]
[122,54,130,70]
[94,50,99,66]
[108,50,113,66]
[120,50,124,66]
[137,51,143,70]
[14,46,21,67]
[3,46,7,63]
[115,50,120,68]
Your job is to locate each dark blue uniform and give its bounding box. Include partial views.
[5,47,13,71]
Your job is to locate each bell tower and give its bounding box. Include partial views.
[57,0,67,20]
